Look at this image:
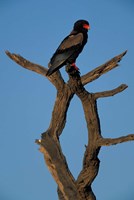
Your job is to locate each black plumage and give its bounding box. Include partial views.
[46,20,90,76]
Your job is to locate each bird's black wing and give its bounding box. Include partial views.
[58,33,83,50]
[46,33,83,76]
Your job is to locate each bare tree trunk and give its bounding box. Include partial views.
[6,50,134,200]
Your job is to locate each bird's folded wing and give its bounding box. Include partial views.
[58,33,83,51]
[47,33,84,75]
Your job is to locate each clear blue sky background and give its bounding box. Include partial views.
[0,0,134,199]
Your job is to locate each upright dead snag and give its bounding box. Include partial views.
[6,50,134,200]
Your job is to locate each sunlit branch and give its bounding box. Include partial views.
[94,84,128,99]
[81,51,127,85]
[98,134,134,146]
[5,51,65,90]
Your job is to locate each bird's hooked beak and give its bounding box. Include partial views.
[83,24,90,30]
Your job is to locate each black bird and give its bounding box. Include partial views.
[46,19,90,76]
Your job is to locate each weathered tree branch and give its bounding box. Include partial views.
[98,134,134,146]
[66,66,101,200]
[94,84,128,99]
[6,50,133,200]
[6,51,48,75]
[43,85,73,138]
[5,51,65,90]
[81,50,127,85]
[36,137,78,200]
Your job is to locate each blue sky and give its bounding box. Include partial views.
[0,0,134,199]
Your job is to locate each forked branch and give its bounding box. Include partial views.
[6,50,133,200]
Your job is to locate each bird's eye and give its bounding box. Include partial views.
[83,24,90,30]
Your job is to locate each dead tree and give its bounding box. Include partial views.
[6,50,134,200]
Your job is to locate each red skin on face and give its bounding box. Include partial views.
[83,24,90,30]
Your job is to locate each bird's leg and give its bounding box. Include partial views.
[66,63,80,76]
[71,63,79,71]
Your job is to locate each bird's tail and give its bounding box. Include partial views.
[46,67,54,76]
[46,62,55,76]
[46,62,62,76]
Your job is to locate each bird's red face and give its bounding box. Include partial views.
[83,23,90,30]
[73,20,90,32]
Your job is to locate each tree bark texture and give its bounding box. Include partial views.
[6,50,134,200]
